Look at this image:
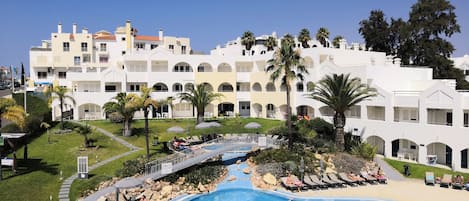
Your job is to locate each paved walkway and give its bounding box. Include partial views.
[374,156,405,181]
[58,121,141,201]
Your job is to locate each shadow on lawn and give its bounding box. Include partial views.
[1,158,59,180]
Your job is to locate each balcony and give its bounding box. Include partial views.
[394,107,419,123]
[427,108,452,126]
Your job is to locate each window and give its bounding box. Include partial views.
[169,45,174,53]
[74,56,81,65]
[465,70,469,76]
[173,83,183,92]
[100,43,107,51]
[150,44,158,49]
[58,72,66,79]
[121,37,125,41]
[63,42,70,51]
[105,85,116,92]
[181,45,186,54]
[99,55,109,63]
[81,42,88,52]
[37,72,47,79]
[130,84,140,92]
[83,54,91,63]
[296,83,304,92]
[135,43,145,49]
[122,51,126,55]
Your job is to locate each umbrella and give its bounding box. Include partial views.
[244,122,261,129]
[167,126,185,133]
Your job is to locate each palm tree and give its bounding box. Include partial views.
[307,74,376,151]
[40,122,51,144]
[137,86,158,160]
[75,123,93,148]
[264,36,278,51]
[332,35,344,48]
[241,31,255,54]
[298,28,311,48]
[48,86,76,130]
[178,84,223,124]
[316,27,330,47]
[102,92,140,137]
[0,98,26,130]
[266,34,308,150]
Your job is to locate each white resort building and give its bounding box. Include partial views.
[29,21,469,172]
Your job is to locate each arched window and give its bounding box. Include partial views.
[252,82,262,92]
[306,81,315,92]
[218,83,234,92]
[172,83,183,92]
[153,83,168,92]
[197,62,213,72]
[266,83,276,92]
[173,62,193,72]
[217,63,232,72]
[201,82,214,91]
[184,83,194,91]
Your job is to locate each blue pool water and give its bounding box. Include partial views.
[189,188,386,201]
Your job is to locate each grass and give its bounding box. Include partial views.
[0,125,128,201]
[87,117,283,149]
[384,158,469,180]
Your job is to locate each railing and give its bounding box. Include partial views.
[144,134,283,176]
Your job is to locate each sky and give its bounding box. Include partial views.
[1,0,468,75]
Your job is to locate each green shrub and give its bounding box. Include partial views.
[351,142,377,161]
[115,156,147,177]
[109,112,124,123]
[266,125,287,137]
[162,161,225,186]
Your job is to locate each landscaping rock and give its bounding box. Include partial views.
[198,182,207,192]
[263,173,277,185]
[236,159,241,164]
[161,185,173,197]
[228,175,236,181]
[243,167,251,174]
[97,196,107,201]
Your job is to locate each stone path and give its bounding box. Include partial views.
[58,121,141,201]
[374,156,405,181]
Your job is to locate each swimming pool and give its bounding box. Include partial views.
[203,144,252,151]
[186,188,389,201]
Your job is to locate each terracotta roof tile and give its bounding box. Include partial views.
[94,35,116,41]
[135,35,159,41]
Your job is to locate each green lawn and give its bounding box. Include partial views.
[0,126,128,201]
[87,117,283,149]
[384,158,469,180]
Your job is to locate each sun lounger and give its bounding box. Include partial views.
[321,175,340,187]
[338,172,359,186]
[280,175,306,191]
[327,174,346,187]
[425,172,435,185]
[452,175,464,189]
[303,175,321,189]
[440,174,452,188]
[360,171,378,184]
[308,175,328,189]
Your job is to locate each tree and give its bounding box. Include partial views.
[137,86,158,160]
[332,35,343,48]
[298,28,311,48]
[48,86,75,130]
[266,34,308,150]
[316,27,330,47]
[0,98,26,129]
[359,10,391,53]
[241,31,255,53]
[307,74,376,151]
[103,93,140,137]
[264,36,277,51]
[165,96,175,118]
[75,124,93,148]
[40,122,51,144]
[407,0,462,82]
[178,84,223,124]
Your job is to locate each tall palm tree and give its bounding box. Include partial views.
[178,84,223,124]
[0,98,26,129]
[48,86,75,130]
[241,31,255,54]
[298,28,311,48]
[332,35,344,48]
[307,74,376,151]
[266,34,308,150]
[165,96,175,118]
[102,92,140,137]
[137,86,158,159]
[264,36,278,51]
[316,27,330,47]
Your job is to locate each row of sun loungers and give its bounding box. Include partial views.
[281,172,388,191]
[425,172,468,189]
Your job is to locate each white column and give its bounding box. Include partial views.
[418,144,427,164]
[419,102,427,124]
[452,149,462,171]
[453,108,463,127]
[385,105,394,122]
[384,141,393,158]
[361,105,367,120]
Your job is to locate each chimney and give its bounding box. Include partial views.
[159,29,164,40]
[394,58,401,66]
[58,23,62,33]
[272,31,277,38]
[82,27,88,34]
[72,23,77,34]
[339,39,347,50]
[385,55,393,66]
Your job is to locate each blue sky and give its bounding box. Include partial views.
[1,0,468,74]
